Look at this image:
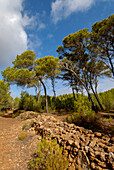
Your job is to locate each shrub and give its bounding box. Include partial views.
[29,138,69,170]
[66,111,101,131]
[18,131,27,141]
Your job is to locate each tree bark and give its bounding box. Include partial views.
[72,86,77,101]
[106,48,114,78]
[38,83,41,102]
[39,78,48,113]
[51,76,56,98]
[90,81,104,110]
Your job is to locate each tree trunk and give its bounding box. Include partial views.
[39,78,48,113]
[72,86,77,101]
[90,81,104,110]
[106,48,114,77]
[51,77,56,98]
[65,66,97,112]
[38,83,41,102]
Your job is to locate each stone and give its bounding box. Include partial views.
[89,138,98,148]
[68,163,75,170]
[69,154,74,163]
[67,140,74,145]
[33,114,113,170]
[94,132,102,137]
[100,152,106,161]
[107,146,114,152]
[84,146,89,153]
[72,140,80,148]
[76,150,90,170]
[66,145,71,150]
[91,162,96,169]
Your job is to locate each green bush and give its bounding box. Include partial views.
[29,138,69,170]
[99,89,114,111]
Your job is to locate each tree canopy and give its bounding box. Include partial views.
[0,80,12,111]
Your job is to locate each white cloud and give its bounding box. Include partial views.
[47,34,54,39]
[51,0,98,23]
[0,0,35,67]
[38,23,46,31]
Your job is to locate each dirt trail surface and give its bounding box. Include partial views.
[0,116,39,170]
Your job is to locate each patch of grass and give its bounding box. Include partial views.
[18,131,27,141]
[29,138,69,170]
[22,120,35,131]
[22,124,29,130]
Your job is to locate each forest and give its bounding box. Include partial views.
[0,14,114,130]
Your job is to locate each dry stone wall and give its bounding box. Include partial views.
[33,115,114,170]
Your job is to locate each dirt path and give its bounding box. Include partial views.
[0,117,39,170]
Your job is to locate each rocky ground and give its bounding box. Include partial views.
[0,111,114,170]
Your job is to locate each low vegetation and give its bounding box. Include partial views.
[29,138,69,170]
[18,131,27,141]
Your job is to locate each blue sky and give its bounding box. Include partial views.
[0,0,114,98]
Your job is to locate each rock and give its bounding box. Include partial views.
[110,137,114,143]
[100,152,106,161]
[72,140,80,148]
[84,146,89,153]
[91,162,96,169]
[107,146,114,152]
[76,150,90,170]
[89,138,98,148]
[68,163,75,170]
[33,114,113,170]
[69,154,74,163]
[67,140,74,145]
[94,132,102,137]
[66,145,71,150]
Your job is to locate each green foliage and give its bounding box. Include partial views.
[29,138,69,170]
[0,80,13,111]
[17,88,114,113]
[73,94,93,113]
[34,56,60,77]
[19,91,39,111]
[18,131,27,141]
[13,97,20,109]
[12,50,36,69]
[91,14,114,77]
[99,88,114,111]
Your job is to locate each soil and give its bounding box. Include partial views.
[0,116,40,170]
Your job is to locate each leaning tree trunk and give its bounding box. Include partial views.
[65,66,97,112]
[39,78,48,113]
[72,86,77,101]
[90,82,104,110]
